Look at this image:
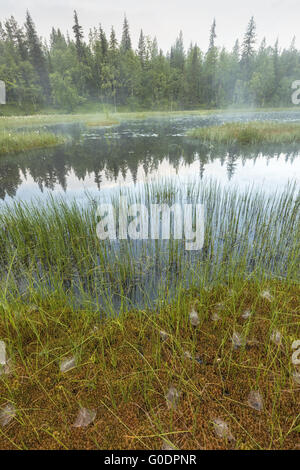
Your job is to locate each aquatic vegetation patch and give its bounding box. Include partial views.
[2,109,300,131]
[0,130,66,156]
[187,121,300,144]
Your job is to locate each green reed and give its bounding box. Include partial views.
[0,179,298,314]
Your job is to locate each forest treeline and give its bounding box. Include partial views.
[0,11,299,111]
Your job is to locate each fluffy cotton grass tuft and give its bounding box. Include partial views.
[189,309,200,327]
[0,404,16,427]
[0,341,6,365]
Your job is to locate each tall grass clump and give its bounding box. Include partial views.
[187,121,300,145]
[0,130,66,156]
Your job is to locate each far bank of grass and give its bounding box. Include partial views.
[0,113,123,130]
[0,130,67,156]
[187,121,300,145]
[2,107,300,131]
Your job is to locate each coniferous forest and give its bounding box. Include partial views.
[0,11,300,112]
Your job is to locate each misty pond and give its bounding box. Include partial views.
[1,110,300,203]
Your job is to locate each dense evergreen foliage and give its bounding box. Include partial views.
[0,11,299,111]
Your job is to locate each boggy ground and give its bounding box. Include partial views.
[0,280,299,450]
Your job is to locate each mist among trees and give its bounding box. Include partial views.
[0,11,299,111]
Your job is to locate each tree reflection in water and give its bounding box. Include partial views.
[1,116,299,201]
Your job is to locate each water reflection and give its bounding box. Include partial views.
[1,114,300,202]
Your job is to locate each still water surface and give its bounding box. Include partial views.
[1,111,300,203]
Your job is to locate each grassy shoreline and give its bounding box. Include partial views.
[0,130,67,156]
[187,122,300,145]
[0,179,299,449]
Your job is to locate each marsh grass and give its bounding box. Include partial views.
[0,180,299,449]
[0,112,164,130]
[0,110,195,130]
[0,180,298,305]
[2,108,300,131]
[188,121,300,145]
[0,130,66,156]
[86,120,120,127]
[0,113,116,130]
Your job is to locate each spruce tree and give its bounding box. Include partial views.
[25,10,50,99]
[241,16,256,89]
[170,31,185,70]
[121,15,132,52]
[107,26,119,111]
[109,26,118,52]
[151,37,158,59]
[242,16,256,62]
[186,44,201,106]
[232,39,240,61]
[273,39,280,89]
[72,10,85,61]
[204,19,218,106]
[99,25,108,61]
[138,29,146,65]
[209,18,217,50]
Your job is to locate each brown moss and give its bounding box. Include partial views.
[0,281,299,449]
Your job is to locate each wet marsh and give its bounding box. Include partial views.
[0,110,299,449]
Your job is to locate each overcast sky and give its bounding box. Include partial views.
[1,0,299,52]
